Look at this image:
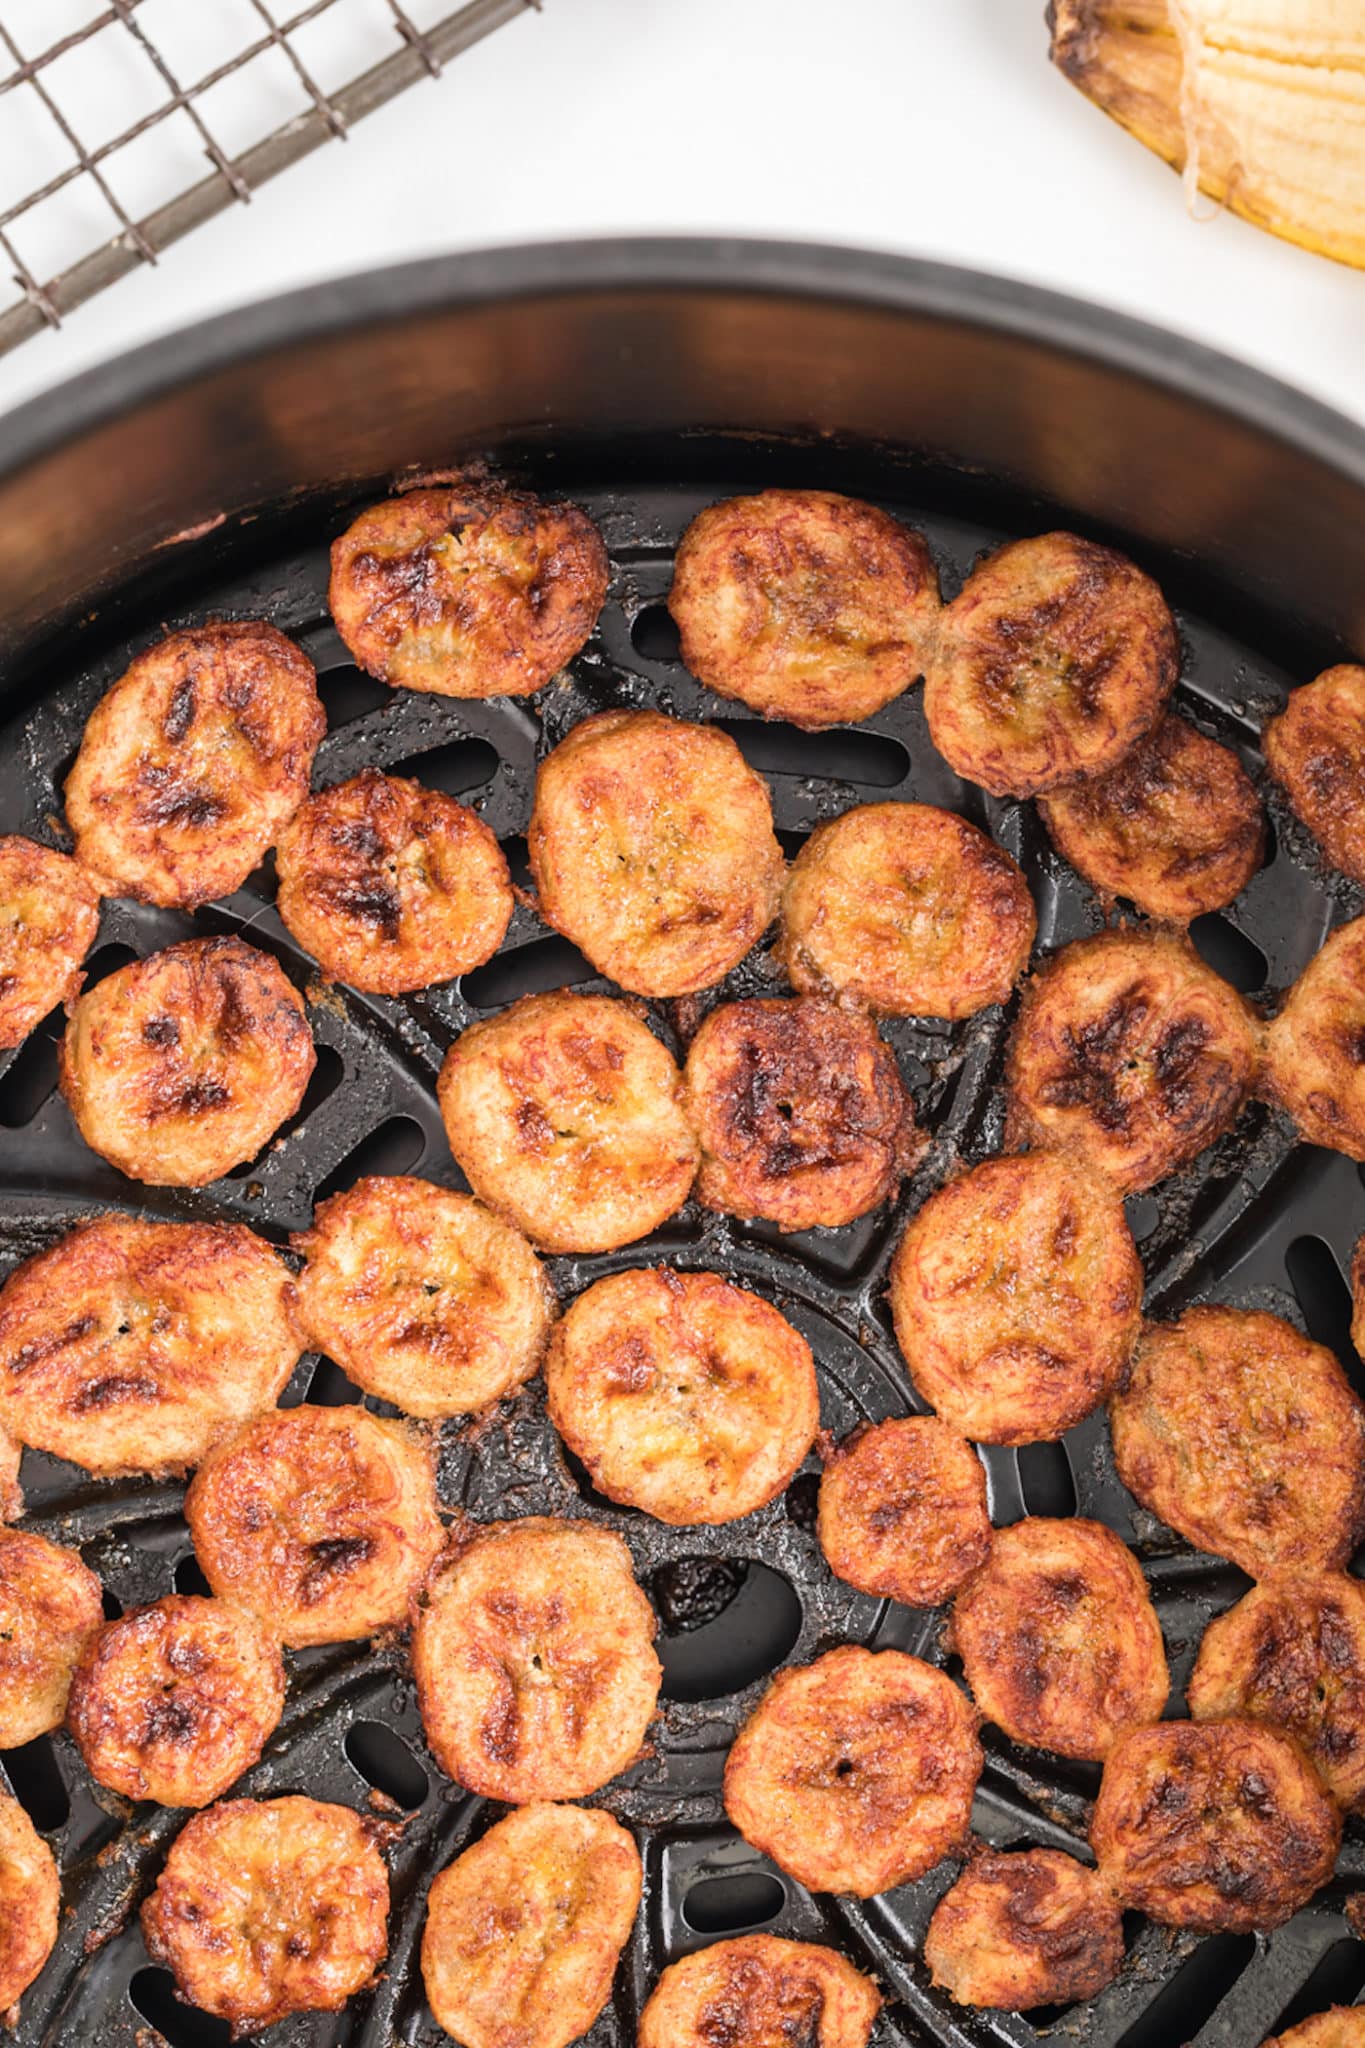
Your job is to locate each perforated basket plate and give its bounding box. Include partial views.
[3,460,1363,2048]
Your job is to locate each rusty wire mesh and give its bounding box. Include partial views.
[0,0,538,360]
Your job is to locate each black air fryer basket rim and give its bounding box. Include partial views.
[3,236,1363,495]
[3,240,1365,2048]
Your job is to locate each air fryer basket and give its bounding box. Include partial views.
[2,242,1365,2048]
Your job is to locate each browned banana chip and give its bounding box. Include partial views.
[412,1516,661,1804]
[58,936,316,1187]
[275,768,513,993]
[1110,1306,1365,1579]
[1005,926,1261,1192]
[0,836,100,1049]
[723,1643,982,1897]
[186,1404,444,1647]
[544,1267,819,1525]
[778,802,1035,1019]
[0,1214,301,1476]
[1264,664,1365,884]
[293,1176,554,1419]
[1265,2014,1365,2048]
[925,531,1178,796]
[817,1415,991,1608]
[421,1803,641,2048]
[527,709,784,998]
[437,991,698,1254]
[638,1934,881,2048]
[1267,916,1365,1159]
[888,1149,1142,1445]
[951,1517,1168,1761]
[65,622,324,908]
[0,1528,102,1748]
[1038,714,1265,921]
[0,1792,59,2016]
[67,1594,286,1809]
[1090,1720,1340,1932]
[141,1795,389,2029]
[329,481,608,699]
[1188,1575,1365,1810]
[668,488,941,727]
[924,1847,1123,2010]
[682,996,920,1230]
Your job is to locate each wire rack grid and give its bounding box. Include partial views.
[0,0,540,361]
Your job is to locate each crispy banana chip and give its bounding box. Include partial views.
[421,1803,641,2048]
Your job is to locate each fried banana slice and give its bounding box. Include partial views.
[65,622,324,908]
[1265,668,1365,882]
[0,1792,59,2017]
[437,991,698,1254]
[421,1802,641,2048]
[1090,1720,1340,1931]
[186,1404,444,1646]
[682,996,919,1230]
[888,1150,1142,1445]
[1111,1306,1365,1578]
[817,1416,991,1609]
[0,1215,300,1475]
[67,1594,285,1808]
[59,935,316,1186]
[1265,2014,1365,2048]
[1039,714,1264,920]
[639,1935,881,2048]
[413,1516,661,1803]
[778,802,1035,1019]
[925,1846,1123,2010]
[925,532,1178,797]
[545,1267,819,1526]
[275,769,513,993]
[1267,916,1365,1159]
[668,488,940,727]
[1189,1575,1365,1810]
[141,1795,389,2028]
[293,1176,554,1420]
[951,1517,1168,1761]
[0,1527,102,1747]
[329,481,608,699]
[1005,926,1260,1192]
[723,1644,981,1897]
[0,837,100,1049]
[527,709,784,998]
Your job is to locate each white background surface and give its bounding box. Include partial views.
[0,0,1361,427]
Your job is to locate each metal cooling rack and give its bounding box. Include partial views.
[0,0,539,360]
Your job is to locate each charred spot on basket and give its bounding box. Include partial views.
[649,1557,748,1634]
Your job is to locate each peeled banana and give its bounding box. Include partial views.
[1049,0,1365,269]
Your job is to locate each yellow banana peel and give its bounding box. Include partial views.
[1049,0,1365,270]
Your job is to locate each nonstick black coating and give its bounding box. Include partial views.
[3,452,1364,2048]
